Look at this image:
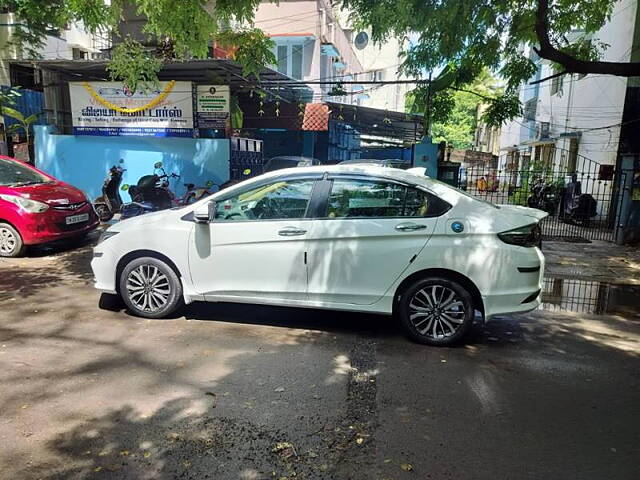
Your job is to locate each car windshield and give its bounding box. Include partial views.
[0,158,50,186]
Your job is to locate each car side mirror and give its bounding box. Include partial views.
[194,201,216,223]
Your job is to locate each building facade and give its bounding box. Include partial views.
[0,11,109,86]
[254,0,363,104]
[473,103,501,157]
[499,0,637,172]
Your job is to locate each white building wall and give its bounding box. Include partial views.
[352,35,411,111]
[254,0,363,103]
[499,0,637,168]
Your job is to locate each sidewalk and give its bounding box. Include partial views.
[543,240,640,285]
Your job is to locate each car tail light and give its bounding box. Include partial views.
[498,223,542,248]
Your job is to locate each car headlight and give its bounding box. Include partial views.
[0,193,49,213]
[498,223,542,248]
[98,230,119,245]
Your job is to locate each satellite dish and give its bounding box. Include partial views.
[354,31,369,50]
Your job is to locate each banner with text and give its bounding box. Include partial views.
[69,81,194,137]
[196,85,230,129]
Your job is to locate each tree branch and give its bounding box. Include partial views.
[533,0,640,77]
[529,70,566,85]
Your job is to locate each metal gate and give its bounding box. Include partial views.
[460,147,629,242]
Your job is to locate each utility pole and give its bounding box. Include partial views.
[424,71,432,137]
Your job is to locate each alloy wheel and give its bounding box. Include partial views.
[408,285,466,339]
[125,264,171,313]
[0,227,17,255]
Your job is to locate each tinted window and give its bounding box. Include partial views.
[0,159,49,186]
[325,179,449,218]
[215,179,315,221]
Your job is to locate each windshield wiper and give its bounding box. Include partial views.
[12,181,44,186]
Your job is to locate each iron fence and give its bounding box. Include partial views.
[460,148,628,242]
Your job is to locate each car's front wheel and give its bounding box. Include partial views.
[398,277,475,346]
[119,257,184,318]
[0,222,25,257]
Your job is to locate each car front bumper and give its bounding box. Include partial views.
[21,206,99,245]
[91,246,118,294]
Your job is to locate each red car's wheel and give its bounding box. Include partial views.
[0,222,25,257]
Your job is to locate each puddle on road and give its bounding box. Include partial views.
[541,276,640,317]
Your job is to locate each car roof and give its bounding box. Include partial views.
[254,164,466,204]
[267,156,317,162]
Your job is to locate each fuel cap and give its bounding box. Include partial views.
[451,221,464,233]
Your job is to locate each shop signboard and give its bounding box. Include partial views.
[196,85,230,129]
[69,81,194,137]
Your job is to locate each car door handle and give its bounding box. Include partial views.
[395,223,428,232]
[278,227,307,236]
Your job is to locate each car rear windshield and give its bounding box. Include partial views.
[428,177,501,209]
[0,158,49,186]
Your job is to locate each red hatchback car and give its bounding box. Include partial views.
[0,156,98,257]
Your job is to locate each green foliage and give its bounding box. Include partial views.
[216,28,275,79]
[230,95,243,129]
[481,93,522,128]
[341,0,620,124]
[3,106,40,162]
[3,106,40,135]
[0,87,21,113]
[1,0,110,58]
[106,39,162,92]
[406,69,502,147]
[430,90,479,149]
[2,0,276,87]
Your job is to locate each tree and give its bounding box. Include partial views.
[406,70,501,148]
[341,0,636,125]
[0,0,275,89]
[3,107,40,162]
[0,87,22,149]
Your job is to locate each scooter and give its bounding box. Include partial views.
[562,193,598,226]
[177,180,216,205]
[93,161,126,222]
[527,177,560,215]
[120,162,180,219]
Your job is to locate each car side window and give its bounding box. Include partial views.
[325,178,449,218]
[214,179,315,221]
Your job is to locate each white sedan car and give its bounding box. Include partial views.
[92,165,545,346]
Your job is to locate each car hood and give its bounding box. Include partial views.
[110,207,184,232]
[2,181,87,205]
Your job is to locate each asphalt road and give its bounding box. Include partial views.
[0,234,638,480]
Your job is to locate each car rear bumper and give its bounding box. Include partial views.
[483,248,545,319]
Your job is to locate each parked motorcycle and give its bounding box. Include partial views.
[120,162,180,219]
[177,180,216,205]
[562,193,598,226]
[93,161,125,222]
[527,177,560,215]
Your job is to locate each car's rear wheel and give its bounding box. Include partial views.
[0,222,25,258]
[94,203,114,222]
[398,277,474,346]
[119,257,184,319]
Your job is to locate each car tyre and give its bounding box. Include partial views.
[398,277,474,346]
[95,203,114,222]
[119,256,184,319]
[0,222,25,257]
